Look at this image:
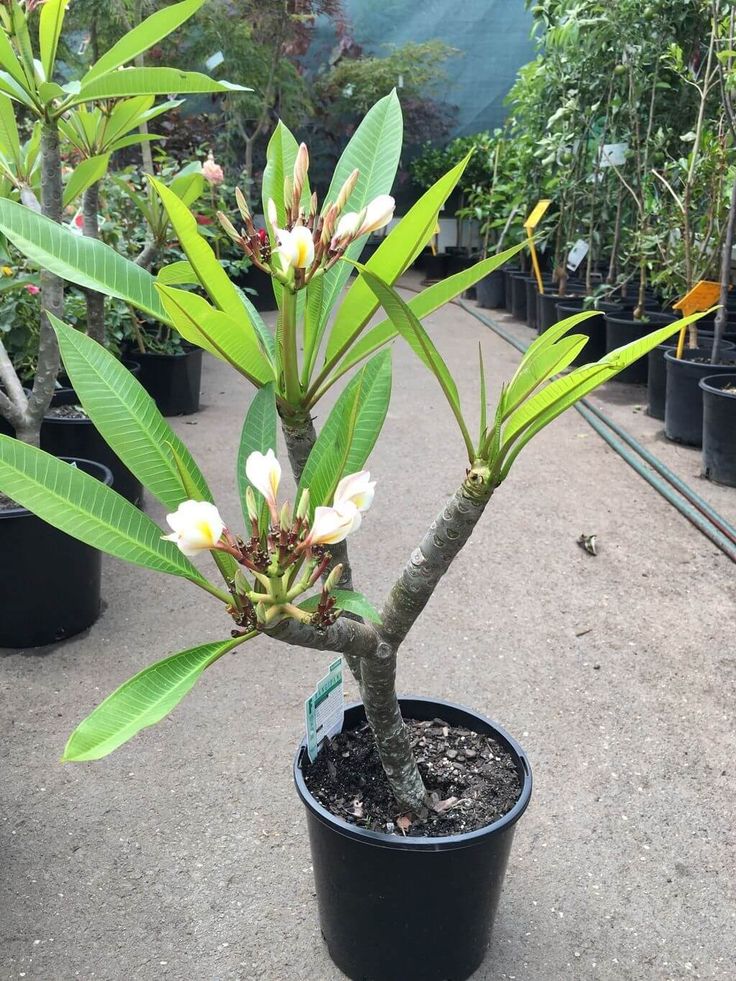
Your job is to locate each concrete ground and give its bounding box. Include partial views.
[1,278,734,981]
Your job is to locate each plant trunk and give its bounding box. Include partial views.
[712,174,736,364]
[24,120,63,444]
[83,181,106,344]
[607,185,623,286]
[135,239,159,270]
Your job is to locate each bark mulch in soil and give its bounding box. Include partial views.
[303,717,521,838]
[46,403,88,420]
[0,491,19,512]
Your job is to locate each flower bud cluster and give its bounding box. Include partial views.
[217,141,394,291]
[161,451,375,632]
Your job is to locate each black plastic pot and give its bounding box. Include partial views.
[525,278,554,331]
[537,290,583,335]
[0,458,112,648]
[502,267,521,312]
[510,273,531,321]
[649,339,735,421]
[604,313,652,384]
[476,269,505,309]
[423,252,448,282]
[700,374,736,486]
[294,697,532,981]
[135,345,203,416]
[664,347,736,446]
[557,302,606,363]
[40,389,142,506]
[446,252,475,278]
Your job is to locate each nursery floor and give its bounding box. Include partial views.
[1,274,735,981]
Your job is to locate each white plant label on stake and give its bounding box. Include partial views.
[599,142,628,168]
[206,51,225,71]
[305,657,344,762]
[567,239,589,272]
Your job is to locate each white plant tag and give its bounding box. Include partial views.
[206,51,225,71]
[600,142,628,167]
[305,657,344,762]
[567,239,589,271]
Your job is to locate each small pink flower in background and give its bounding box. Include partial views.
[203,151,224,186]
[25,284,40,295]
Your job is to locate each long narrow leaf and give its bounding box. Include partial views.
[82,0,206,85]
[157,285,274,385]
[39,0,68,81]
[71,68,248,103]
[0,93,21,169]
[0,198,168,321]
[324,242,526,389]
[351,264,474,458]
[298,350,392,513]
[0,435,208,583]
[62,635,250,762]
[62,152,110,208]
[316,92,402,331]
[324,154,473,365]
[52,316,211,510]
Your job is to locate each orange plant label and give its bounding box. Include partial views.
[673,280,721,317]
[523,199,552,232]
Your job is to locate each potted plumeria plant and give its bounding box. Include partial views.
[0,92,705,978]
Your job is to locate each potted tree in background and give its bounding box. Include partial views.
[0,0,244,646]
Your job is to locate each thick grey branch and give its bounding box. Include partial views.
[83,181,106,345]
[264,614,378,660]
[135,239,158,270]
[379,480,494,652]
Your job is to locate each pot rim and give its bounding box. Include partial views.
[294,695,532,852]
[664,347,736,367]
[0,456,113,520]
[134,345,201,362]
[699,373,736,398]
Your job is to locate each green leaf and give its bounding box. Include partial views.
[52,315,211,511]
[62,152,110,207]
[157,285,274,386]
[71,68,248,104]
[502,309,600,415]
[0,28,30,91]
[0,93,21,169]
[82,0,206,85]
[298,350,392,513]
[39,0,68,81]
[299,589,382,624]
[351,263,475,459]
[0,434,208,584]
[325,242,526,389]
[236,383,277,533]
[317,92,403,330]
[157,259,197,285]
[324,154,472,365]
[149,175,244,320]
[0,198,168,321]
[498,311,709,477]
[62,636,249,762]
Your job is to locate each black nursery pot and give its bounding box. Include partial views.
[476,269,505,309]
[510,273,531,321]
[557,302,606,363]
[647,343,677,420]
[237,265,278,312]
[604,313,652,384]
[135,345,203,416]
[423,252,448,282]
[537,289,584,335]
[525,277,554,331]
[0,458,112,648]
[41,388,142,506]
[665,347,736,447]
[294,697,532,981]
[502,266,520,312]
[700,374,736,486]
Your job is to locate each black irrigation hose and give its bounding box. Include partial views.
[458,299,736,563]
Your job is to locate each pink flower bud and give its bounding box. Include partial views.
[202,151,224,186]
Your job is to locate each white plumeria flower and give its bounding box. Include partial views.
[333,210,362,241]
[360,194,395,235]
[306,502,362,546]
[275,225,315,271]
[162,500,224,556]
[245,449,281,514]
[333,470,375,514]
